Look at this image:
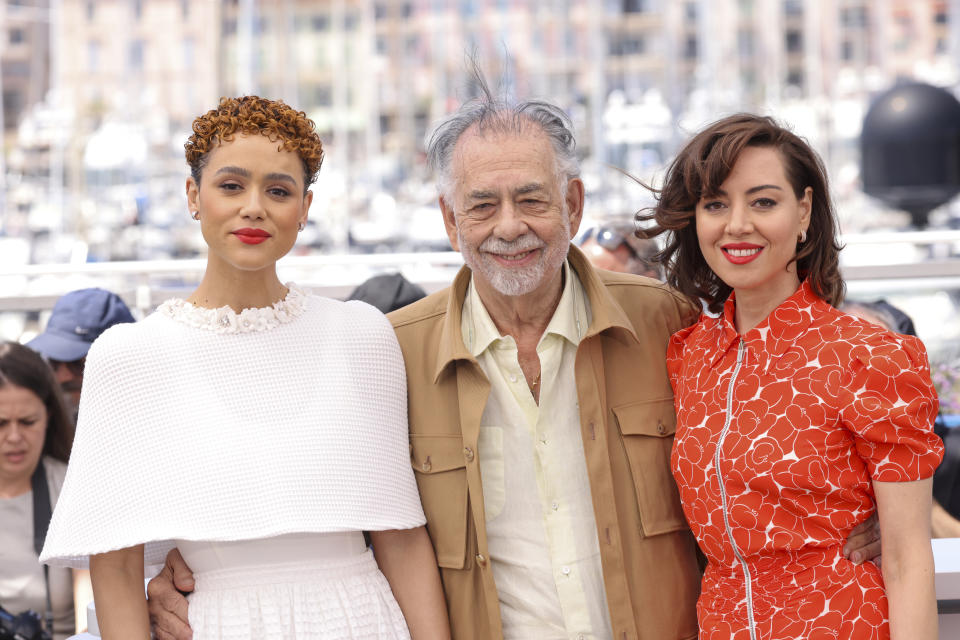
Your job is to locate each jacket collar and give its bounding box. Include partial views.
[570,244,639,343]
[432,263,477,383]
[432,244,639,383]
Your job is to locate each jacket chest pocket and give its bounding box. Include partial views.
[613,398,688,536]
[410,433,470,569]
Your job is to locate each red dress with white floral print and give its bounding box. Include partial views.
[667,281,943,640]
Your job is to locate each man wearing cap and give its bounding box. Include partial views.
[27,288,135,421]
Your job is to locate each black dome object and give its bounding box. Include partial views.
[861,82,960,227]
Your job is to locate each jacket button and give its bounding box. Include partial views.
[464,447,475,462]
[476,553,487,567]
[656,420,665,434]
[421,456,432,472]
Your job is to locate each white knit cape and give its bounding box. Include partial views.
[40,293,425,569]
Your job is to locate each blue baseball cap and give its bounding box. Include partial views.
[28,288,135,362]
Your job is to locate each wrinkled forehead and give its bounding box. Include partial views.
[450,122,560,187]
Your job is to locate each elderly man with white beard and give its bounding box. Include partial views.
[386,79,703,639]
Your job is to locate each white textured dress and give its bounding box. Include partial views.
[40,286,426,639]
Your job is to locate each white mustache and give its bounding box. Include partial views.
[478,234,545,255]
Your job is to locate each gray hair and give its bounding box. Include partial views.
[425,67,580,202]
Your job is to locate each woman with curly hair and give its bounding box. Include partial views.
[40,96,449,639]
[640,113,942,639]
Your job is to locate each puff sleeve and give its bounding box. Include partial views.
[839,332,944,481]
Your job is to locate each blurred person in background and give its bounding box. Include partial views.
[840,301,899,334]
[842,300,917,337]
[40,96,448,640]
[578,222,662,279]
[842,300,960,539]
[642,113,942,640]
[346,273,427,314]
[0,341,92,640]
[26,289,135,422]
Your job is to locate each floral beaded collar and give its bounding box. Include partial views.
[157,284,307,334]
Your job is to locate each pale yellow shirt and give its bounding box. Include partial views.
[461,262,612,640]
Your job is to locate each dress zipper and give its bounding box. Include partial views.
[714,339,757,640]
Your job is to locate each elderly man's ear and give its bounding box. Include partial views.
[439,196,460,252]
[565,178,585,238]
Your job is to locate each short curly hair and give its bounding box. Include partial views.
[185,96,324,194]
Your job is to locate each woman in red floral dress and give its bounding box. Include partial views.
[640,114,943,640]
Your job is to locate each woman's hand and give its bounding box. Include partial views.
[89,544,149,640]
[874,477,937,640]
[370,526,451,639]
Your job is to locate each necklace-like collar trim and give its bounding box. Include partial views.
[158,284,308,334]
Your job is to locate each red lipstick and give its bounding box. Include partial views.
[233,228,271,245]
[722,243,763,265]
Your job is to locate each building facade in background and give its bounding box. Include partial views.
[0,0,49,135]
[0,0,958,263]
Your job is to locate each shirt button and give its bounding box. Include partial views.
[551,501,559,511]
[509,373,518,382]
[578,635,585,640]
[561,566,571,575]
[476,553,487,567]
[539,437,547,445]
[463,447,474,462]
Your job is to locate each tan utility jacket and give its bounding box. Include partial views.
[389,246,702,640]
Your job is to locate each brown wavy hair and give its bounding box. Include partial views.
[638,113,844,313]
[185,96,324,194]
[0,341,74,464]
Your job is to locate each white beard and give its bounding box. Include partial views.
[458,209,571,297]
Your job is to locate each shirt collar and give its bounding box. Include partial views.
[461,260,587,358]
[544,260,588,347]
[711,279,821,366]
